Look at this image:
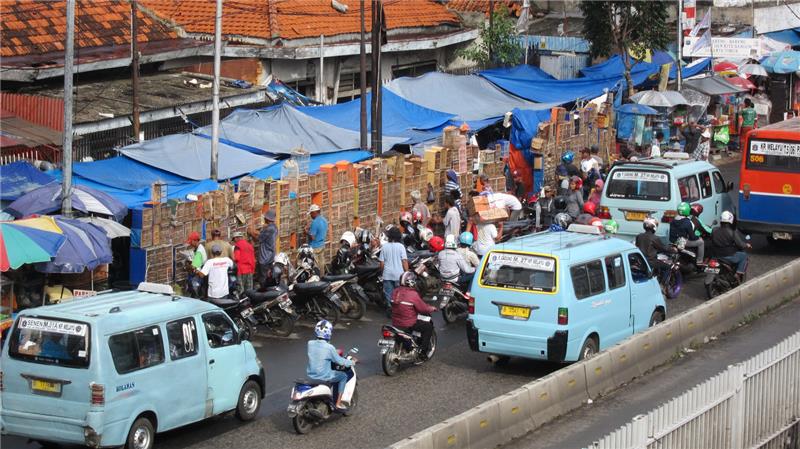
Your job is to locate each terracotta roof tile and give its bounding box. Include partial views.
[446,0,521,16]
[0,0,177,57]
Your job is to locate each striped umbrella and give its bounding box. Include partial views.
[0,216,66,271]
[6,183,127,222]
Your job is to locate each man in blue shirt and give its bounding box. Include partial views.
[307,320,355,410]
[307,204,329,274]
[379,226,409,315]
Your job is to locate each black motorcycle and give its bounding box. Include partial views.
[206,296,256,340]
[407,249,441,298]
[352,260,386,309]
[322,273,368,320]
[433,280,470,323]
[378,315,436,376]
[245,287,297,337]
[704,236,750,300]
[289,280,343,325]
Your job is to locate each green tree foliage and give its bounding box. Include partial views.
[580,1,672,97]
[457,6,524,67]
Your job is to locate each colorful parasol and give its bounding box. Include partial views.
[724,76,756,90]
[0,216,66,272]
[713,61,739,74]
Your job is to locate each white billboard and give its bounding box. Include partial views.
[683,37,760,58]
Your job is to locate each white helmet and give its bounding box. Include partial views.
[444,234,457,250]
[720,211,734,224]
[419,227,434,243]
[274,252,290,266]
[643,217,659,231]
[340,231,356,247]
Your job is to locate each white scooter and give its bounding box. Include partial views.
[287,348,359,434]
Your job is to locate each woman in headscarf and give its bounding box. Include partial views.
[587,179,604,207]
[444,169,463,210]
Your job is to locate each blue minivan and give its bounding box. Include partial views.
[466,225,666,362]
[1,288,265,449]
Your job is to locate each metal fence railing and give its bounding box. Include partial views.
[588,330,800,449]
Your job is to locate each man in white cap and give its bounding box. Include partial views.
[693,129,711,161]
[410,190,430,227]
[307,204,329,274]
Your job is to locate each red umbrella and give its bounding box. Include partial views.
[725,76,756,90]
[713,61,739,73]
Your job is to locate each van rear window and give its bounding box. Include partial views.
[480,252,556,292]
[8,317,90,368]
[606,170,671,201]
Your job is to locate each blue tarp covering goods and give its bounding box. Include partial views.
[1,161,55,201]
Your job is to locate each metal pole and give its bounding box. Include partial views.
[210,0,221,181]
[62,0,75,218]
[677,0,684,90]
[370,0,378,153]
[488,0,495,66]
[375,1,382,153]
[318,34,325,104]
[359,0,367,150]
[131,0,141,141]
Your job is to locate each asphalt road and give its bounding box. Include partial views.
[5,161,800,449]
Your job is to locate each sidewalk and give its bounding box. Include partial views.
[503,297,800,449]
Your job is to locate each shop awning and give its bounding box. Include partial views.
[682,75,748,96]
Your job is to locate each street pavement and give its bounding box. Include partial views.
[5,160,800,449]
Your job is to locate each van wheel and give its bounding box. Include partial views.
[578,337,598,361]
[236,380,262,421]
[649,310,666,327]
[125,417,155,449]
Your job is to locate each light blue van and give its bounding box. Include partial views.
[1,289,265,449]
[466,226,666,362]
[599,153,734,241]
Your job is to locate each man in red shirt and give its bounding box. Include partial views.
[232,231,256,295]
[391,272,436,360]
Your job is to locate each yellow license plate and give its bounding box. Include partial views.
[500,305,530,319]
[31,379,61,394]
[625,211,648,221]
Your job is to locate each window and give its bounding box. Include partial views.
[628,253,651,283]
[699,172,713,198]
[479,252,557,292]
[712,171,727,193]
[108,326,165,374]
[678,175,700,202]
[202,313,238,348]
[746,138,800,173]
[167,318,198,360]
[605,255,626,290]
[9,317,91,368]
[570,260,606,300]
[606,170,671,201]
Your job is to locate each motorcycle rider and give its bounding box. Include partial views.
[575,202,597,225]
[391,272,437,360]
[437,234,476,289]
[330,231,357,274]
[457,232,481,269]
[636,217,675,276]
[711,211,751,282]
[556,151,580,195]
[669,202,705,268]
[689,204,712,239]
[306,320,356,410]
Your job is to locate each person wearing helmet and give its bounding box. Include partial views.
[379,226,409,312]
[575,202,597,225]
[457,231,480,268]
[689,204,712,238]
[603,219,619,235]
[565,176,585,219]
[711,211,750,280]
[307,320,356,410]
[330,231,357,274]
[536,186,557,229]
[636,217,674,275]
[437,234,476,288]
[410,190,431,227]
[556,151,580,183]
[668,202,705,267]
[391,272,437,360]
[428,236,445,253]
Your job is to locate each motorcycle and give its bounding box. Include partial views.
[704,236,750,300]
[206,295,256,341]
[407,249,441,297]
[656,250,684,299]
[378,314,436,376]
[322,273,368,320]
[289,280,343,325]
[352,260,386,309]
[288,348,359,434]
[432,280,471,323]
[245,287,297,337]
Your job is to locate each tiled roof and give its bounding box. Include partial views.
[446,0,521,16]
[0,0,177,58]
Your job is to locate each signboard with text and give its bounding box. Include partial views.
[683,37,760,58]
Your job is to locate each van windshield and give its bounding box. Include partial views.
[606,169,671,201]
[8,317,91,368]
[480,252,556,292]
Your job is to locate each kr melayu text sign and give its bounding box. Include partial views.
[750,139,800,158]
[683,37,760,58]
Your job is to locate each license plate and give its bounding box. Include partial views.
[625,211,648,221]
[31,379,61,394]
[377,339,394,347]
[241,307,253,318]
[705,267,720,274]
[773,232,792,240]
[279,299,291,310]
[439,296,450,307]
[500,305,531,320]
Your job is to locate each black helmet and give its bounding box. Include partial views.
[554,196,567,211]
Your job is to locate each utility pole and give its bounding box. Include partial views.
[210,0,221,181]
[488,0,494,66]
[62,0,75,217]
[370,0,379,154]
[131,0,141,141]
[677,0,684,90]
[374,0,382,156]
[359,0,367,150]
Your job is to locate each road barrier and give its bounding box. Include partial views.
[388,258,800,449]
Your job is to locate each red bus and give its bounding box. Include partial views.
[739,117,800,241]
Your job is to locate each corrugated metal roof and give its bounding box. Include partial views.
[522,35,590,53]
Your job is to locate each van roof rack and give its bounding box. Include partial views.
[137,282,174,295]
[566,224,604,235]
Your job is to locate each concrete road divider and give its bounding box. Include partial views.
[389,259,800,449]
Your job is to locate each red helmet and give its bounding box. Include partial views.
[412,210,422,222]
[589,217,604,230]
[583,202,597,216]
[428,236,445,252]
[690,203,703,217]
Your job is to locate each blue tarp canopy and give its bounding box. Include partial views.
[0,161,55,201]
[581,53,710,81]
[672,58,711,79]
[249,150,373,180]
[509,108,552,154]
[120,133,276,180]
[764,28,800,46]
[480,65,555,81]
[386,72,553,121]
[298,88,455,144]
[200,103,405,155]
[480,70,629,103]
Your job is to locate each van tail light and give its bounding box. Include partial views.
[597,206,611,219]
[467,293,474,314]
[661,210,677,223]
[557,307,569,325]
[90,383,105,406]
[709,259,719,268]
[382,329,394,338]
[742,183,751,200]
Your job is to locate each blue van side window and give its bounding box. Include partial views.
[628,253,651,283]
[202,313,237,348]
[570,260,606,300]
[108,326,165,374]
[699,172,713,198]
[678,175,700,202]
[166,318,198,360]
[604,255,626,290]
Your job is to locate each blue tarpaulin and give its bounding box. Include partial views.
[580,54,663,80]
[764,28,800,46]
[480,65,555,81]
[249,150,373,180]
[509,108,552,156]
[0,161,55,201]
[480,70,630,103]
[671,58,711,79]
[72,156,194,191]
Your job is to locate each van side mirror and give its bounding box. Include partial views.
[237,327,247,343]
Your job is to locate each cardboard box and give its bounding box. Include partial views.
[477,207,509,224]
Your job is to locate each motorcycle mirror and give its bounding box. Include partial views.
[349,347,359,354]
[745,235,751,241]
